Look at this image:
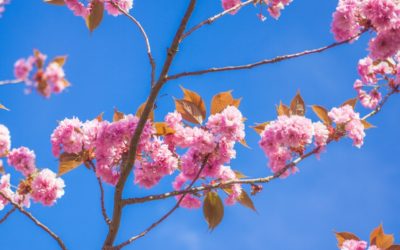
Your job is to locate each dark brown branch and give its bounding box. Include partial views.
[0,206,17,224]
[114,4,156,86]
[88,161,111,225]
[168,30,367,81]
[103,0,198,248]
[0,79,23,86]
[181,0,255,41]
[113,154,210,250]
[0,192,67,250]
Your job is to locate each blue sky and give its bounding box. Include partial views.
[1,1,399,250]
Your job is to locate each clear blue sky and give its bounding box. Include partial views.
[0,1,399,250]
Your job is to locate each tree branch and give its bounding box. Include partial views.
[123,87,398,206]
[168,30,367,81]
[103,0,198,248]
[181,0,255,41]
[113,4,156,86]
[88,161,111,225]
[0,79,23,86]
[0,206,17,224]
[0,192,67,250]
[113,154,211,250]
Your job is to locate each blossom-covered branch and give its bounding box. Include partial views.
[168,30,367,81]
[0,192,67,250]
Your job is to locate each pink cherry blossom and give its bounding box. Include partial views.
[358,89,382,109]
[7,147,36,176]
[328,105,357,124]
[340,239,367,250]
[0,124,11,157]
[313,122,329,147]
[30,168,65,206]
[331,0,362,42]
[51,118,84,157]
[104,0,133,16]
[222,0,242,15]
[65,0,89,17]
[0,174,13,210]
[362,0,400,32]
[0,0,9,17]
[14,58,33,80]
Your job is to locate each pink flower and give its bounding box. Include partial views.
[178,194,202,209]
[51,118,84,157]
[0,174,13,211]
[369,29,400,60]
[44,62,67,94]
[367,246,382,250]
[358,89,382,109]
[313,122,329,147]
[206,106,245,142]
[221,0,242,15]
[331,0,362,42]
[340,239,367,250]
[30,169,65,206]
[7,147,36,176]
[14,58,33,80]
[65,0,89,17]
[345,118,366,147]
[328,105,358,124]
[0,0,9,17]
[0,124,11,157]
[362,0,400,32]
[104,0,133,16]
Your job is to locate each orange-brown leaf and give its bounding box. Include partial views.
[113,108,125,122]
[251,122,270,134]
[211,91,234,115]
[290,91,306,116]
[180,86,206,120]
[361,120,375,129]
[237,190,257,212]
[58,152,83,176]
[175,99,204,124]
[388,245,400,250]
[341,98,358,109]
[232,98,242,108]
[203,192,224,230]
[277,102,290,116]
[0,103,9,111]
[311,105,331,125]
[136,101,155,121]
[44,0,65,5]
[335,232,360,248]
[96,112,104,122]
[154,122,175,136]
[52,56,67,67]
[85,0,104,32]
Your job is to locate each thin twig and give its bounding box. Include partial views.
[123,87,398,206]
[88,161,111,225]
[0,79,23,86]
[114,4,156,87]
[0,206,17,224]
[181,0,255,41]
[113,155,211,250]
[169,30,367,81]
[0,192,67,250]
[103,0,198,248]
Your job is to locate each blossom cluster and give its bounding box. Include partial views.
[340,240,377,250]
[14,49,70,98]
[259,103,366,178]
[331,0,400,59]
[65,0,133,18]
[221,0,293,21]
[0,0,9,17]
[51,104,246,208]
[0,124,65,211]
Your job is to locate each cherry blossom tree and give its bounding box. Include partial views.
[0,0,399,249]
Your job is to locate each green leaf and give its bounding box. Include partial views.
[203,192,224,230]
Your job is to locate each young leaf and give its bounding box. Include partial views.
[341,98,357,109]
[276,102,290,116]
[113,108,125,122]
[311,105,331,125]
[86,0,104,32]
[154,122,175,136]
[251,122,270,134]
[237,190,257,212]
[290,91,305,116]
[136,101,155,121]
[180,86,206,120]
[335,232,360,248]
[388,245,400,250]
[203,191,224,230]
[96,112,104,122]
[232,98,242,108]
[0,103,9,111]
[361,120,375,129]
[234,170,247,179]
[239,138,250,148]
[370,224,395,249]
[52,56,67,67]
[58,152,83,176]
[175,99,204,124]
[211,91,234,115]
[44,0,65,5]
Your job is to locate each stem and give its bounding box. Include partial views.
[113,155,210,250]
[114,4,156,87]
[181,0,255,41]
[0,192,67,250]
[89,161,111,225]
[168,30,367,81]
[0,79,23,86]
[102,0,197,248]
[0,206,17,224]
